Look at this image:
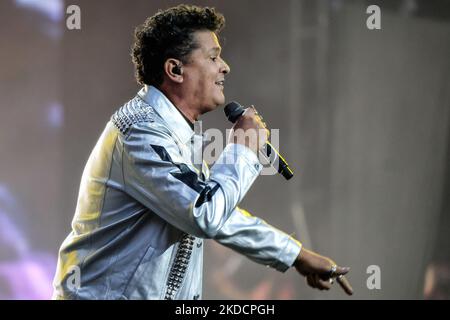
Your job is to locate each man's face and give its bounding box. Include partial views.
[181,30,230,114]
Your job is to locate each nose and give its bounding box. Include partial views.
[220,57,230,74]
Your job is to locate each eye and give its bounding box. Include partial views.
[211,57,218,62]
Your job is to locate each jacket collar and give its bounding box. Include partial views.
[137,85,194,145]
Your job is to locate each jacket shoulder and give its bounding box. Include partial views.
[111,96,159,135]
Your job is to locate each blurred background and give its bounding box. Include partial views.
[0,0,449,299]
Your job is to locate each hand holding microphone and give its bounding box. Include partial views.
[225,101,294,180]
[227,106,269,154]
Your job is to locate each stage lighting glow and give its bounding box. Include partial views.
[15,0,63,22]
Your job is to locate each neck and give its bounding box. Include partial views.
[156,85,199,124]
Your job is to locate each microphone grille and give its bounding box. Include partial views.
[224,101,245,123]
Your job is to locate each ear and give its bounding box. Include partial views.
[164,58,183,83]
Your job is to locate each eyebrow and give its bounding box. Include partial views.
[208,47,221,55]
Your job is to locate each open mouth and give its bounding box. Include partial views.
[215,80,225,87]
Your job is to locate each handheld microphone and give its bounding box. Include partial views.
[224,101,294,180]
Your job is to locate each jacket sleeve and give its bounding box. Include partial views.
[122,122,262,239]
[213,207,302,272]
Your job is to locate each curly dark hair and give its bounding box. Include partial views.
[131,5,225,86]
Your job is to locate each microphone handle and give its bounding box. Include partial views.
[224,102,294,180]
[261,141,294,180]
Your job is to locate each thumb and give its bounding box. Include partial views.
[335,266,351,276]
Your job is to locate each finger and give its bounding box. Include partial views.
[243,107,256,117]
[319,262,336,280]
[245,108,265,128]
[315,274,332,290]
[255,114,267,129]
[250,105,265,122]
[335,266,351,276]
[322,264,350,279]
[336,275,354,295]
[311,275,325,291]
[249,105,258,117]
[254,116,266,129]
[255,115,265,128]
[306,274,315,288]
[306,275,317,289]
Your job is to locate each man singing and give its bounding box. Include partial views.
[53,5,352,300]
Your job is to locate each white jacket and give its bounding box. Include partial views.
[52,86,301,300]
